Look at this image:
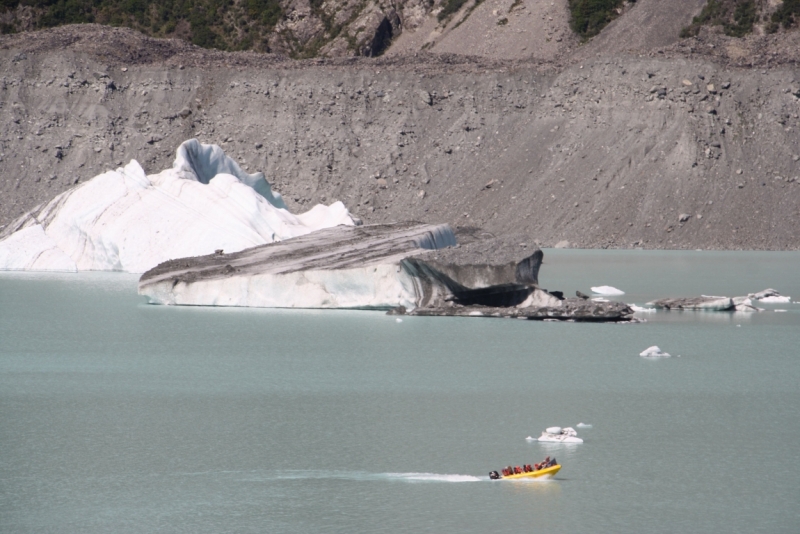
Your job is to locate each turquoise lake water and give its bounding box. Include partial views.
[1,250,799,533]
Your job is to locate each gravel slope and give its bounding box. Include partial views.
[1,25,799,251]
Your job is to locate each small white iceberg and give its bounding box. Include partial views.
[535,426,583,443]
[592,297,609,303]
[748,289,791,303]
[576,422,592,429]
[630,304,656,313]
[591,285,625,296]
[760,296,792,303]
[639,346,671,358]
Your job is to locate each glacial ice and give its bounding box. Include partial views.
[591,285,625,296]
[759,296,791,303]
[537,426,583,443]
[0,225,77,271]
[639,345,671,358]
[0,139,355,273]
[138,223,458,310]
[576,423,592,428]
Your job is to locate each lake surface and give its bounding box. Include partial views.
[1,250,799,533]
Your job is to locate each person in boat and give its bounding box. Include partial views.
[489,470,501,480]
[544,456,550,467]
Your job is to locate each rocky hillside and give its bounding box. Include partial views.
[0,0,702,59]
[1,11,800,251]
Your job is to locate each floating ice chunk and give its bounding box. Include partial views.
[733,296,763,311]
[649,297,733,311]
[525,436,536,441]
[748,288,780,300]
[592,297,609,302]
[538,426,583,443]
[639,345,671,358]
[0,225,77,272]
[576,423,592,428]
[591,285,625,296]
[775,309,788,313]
[759,296,791,303]
[748,289,792,303]
[0,140,356,273]
[395,318,403,322]
[630,304,656,313]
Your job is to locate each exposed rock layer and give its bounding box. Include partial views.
[2,25,800,250]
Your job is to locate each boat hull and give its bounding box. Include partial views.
[501,464,561,480]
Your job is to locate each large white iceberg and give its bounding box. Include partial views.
[0,140,356,273]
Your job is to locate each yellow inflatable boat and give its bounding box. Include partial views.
[490,464,561,480]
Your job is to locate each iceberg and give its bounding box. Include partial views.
[648,296,734,311]
[138,226,636,319]
[0,139,356,273]
[536,427,583,443]
[639,345,671,358]
[138,222,458,309]
[758,296,792,303]
[591,285,625,296]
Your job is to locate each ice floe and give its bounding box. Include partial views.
[639,345,671,358]
[630,304,656,313]
[747,289,791,303]
[591,285,625,296]
[576,423,592,428]
[534,426,583,443]
[0,139,356,273]
[759,296,792,303]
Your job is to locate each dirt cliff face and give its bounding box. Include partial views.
[1,25,799,250]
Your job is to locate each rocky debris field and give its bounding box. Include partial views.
[1,24,800,251]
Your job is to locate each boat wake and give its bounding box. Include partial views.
[269,470,482,483]
[385,472,482,483]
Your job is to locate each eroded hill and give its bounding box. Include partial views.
[1,8,800,250]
